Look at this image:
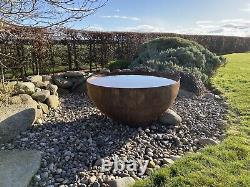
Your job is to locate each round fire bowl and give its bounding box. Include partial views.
[87,71,180,126]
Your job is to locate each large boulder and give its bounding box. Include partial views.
[52,75,73,89]
[198,138,219,146]
[46,95,60,109]
[42,75,52,82]
[9,94,38,109]
[34,81,49,89]
[159,109,182,126]
[27,75,43,83]
[52,71,87,92]
[46,83,58,95]
[32,90,50,102]
[179,71,205,96]
[64,71,85,77]
[108,177,135,187]
[0,150,41,187]
[14,82,35,95]
[0,107,36,144]
[38,102,49,114]
[71,77,86,93]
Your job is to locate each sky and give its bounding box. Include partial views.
[69,0,250,37]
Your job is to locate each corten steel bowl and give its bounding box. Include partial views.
[87,71,180,126]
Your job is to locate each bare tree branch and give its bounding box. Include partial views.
[0,0,108,28]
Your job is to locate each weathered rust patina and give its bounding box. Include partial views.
[87,71,180,126]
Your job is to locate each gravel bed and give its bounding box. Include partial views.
[0,92,228,187]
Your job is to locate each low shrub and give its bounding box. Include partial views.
[106,59,131,71]
[131,37,226,82]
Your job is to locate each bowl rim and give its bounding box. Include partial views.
[87,71,180,89]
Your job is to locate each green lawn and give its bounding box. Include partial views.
[134,53,250,187]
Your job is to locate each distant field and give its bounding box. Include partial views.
[134,53,250,187]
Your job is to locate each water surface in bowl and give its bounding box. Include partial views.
[88,75,176,88]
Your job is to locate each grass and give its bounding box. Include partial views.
[133,53,250,187]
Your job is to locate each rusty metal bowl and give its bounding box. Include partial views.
[87,71,180,126]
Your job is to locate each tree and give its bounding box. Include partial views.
[0,0,108,27]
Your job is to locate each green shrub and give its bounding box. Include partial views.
[106,59,131,71]
[131,37,225,82]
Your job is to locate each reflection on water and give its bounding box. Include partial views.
[88,75,176,88]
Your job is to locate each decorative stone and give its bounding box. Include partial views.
[159,109,182,125]
[47,84,58,95]
[108,177,135,187]
[27,75,43,83]
[46,95,60,109]
[34,81,48,89]
[42,75,52,82]
[14,82,35,95]
[0,107,36,144]
[0,150,41,187]
[38,102,49,114]
[170,155,181,161]
[198,138,219,146]
[162,158,174,165]
[147,160,156,168]
[32,90,50,102]
[178,89,196,98]
[52,75,73,89]
[204,93,214,99]
[89,176,97,183]
[36,108,43,120]
[64,71,85,77]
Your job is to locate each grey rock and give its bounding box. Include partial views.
[214,95,223,100]
[42,75,52,82]
[204,93,214,99]
[27,75,43,83]
[108,177,135,187]
[162,158,174,165]
[32,90,50,102]
[64,71,85,78]
[0,108,36,144]
[0,150,41,187]
[198,138,219,146]
[46,95,60,109]
[38,102,49,114]
[92,181,100,187]
[14,82,35,95]
[47,84,58,95]
[41,172,49,179]
[52,75,73,89]
[147,160,156,168]
[34,81,49,89]
[89,176,97,183]
[147,152,154,157]
[9,94,39,110]
[170,155,181,161]
[178,89,197,98]
[159,109,182,125]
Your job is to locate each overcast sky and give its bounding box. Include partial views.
[70,0,250,37]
